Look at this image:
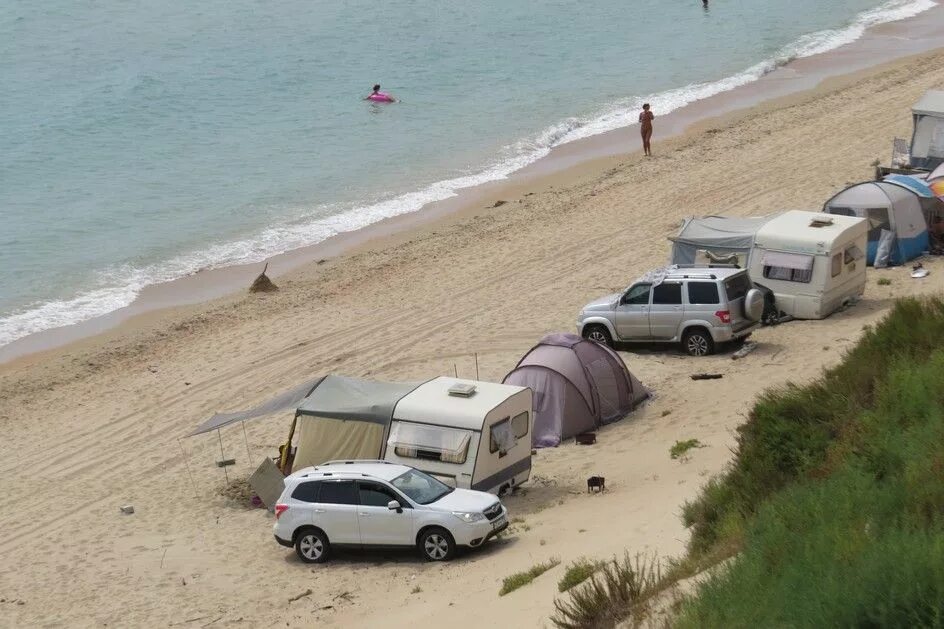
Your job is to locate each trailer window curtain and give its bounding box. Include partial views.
[762,251,814,284]
[388,422,472,464]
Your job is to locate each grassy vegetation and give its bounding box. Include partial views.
[877,277,892,286]
[669,439,704,460]
[557,558,604,592]
[674,297,944,626]
[499,558,561,596]
[552,554,662,629]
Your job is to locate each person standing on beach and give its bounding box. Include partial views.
[639,103,654,156]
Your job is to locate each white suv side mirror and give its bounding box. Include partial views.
[387,500,401,511]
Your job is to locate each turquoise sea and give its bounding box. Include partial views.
[0,0,935,346]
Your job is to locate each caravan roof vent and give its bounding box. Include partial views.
[448,382,477,397]
[809,216,835,228]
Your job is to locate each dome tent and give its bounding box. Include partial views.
[823,181,928,266]
[502,333,648,448]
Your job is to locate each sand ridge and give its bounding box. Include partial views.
[3,49,944,628]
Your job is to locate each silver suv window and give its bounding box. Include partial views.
[687,282,720,304]
[652,282,682,304]
[622,283,651,305]
[724,273,751,301]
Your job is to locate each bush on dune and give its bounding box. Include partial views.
[676,297,944,627]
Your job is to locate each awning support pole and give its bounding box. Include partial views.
[177,438,199,499]
[217,429,229,484]
[241,420,253,468]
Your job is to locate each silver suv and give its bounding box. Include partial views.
[576,267,763,356]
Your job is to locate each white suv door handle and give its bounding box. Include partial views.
[359,513,371,517]
[313,509,325,513]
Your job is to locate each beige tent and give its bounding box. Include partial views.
[284,376,421,471]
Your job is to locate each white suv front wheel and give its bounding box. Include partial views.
[419,527,456,562]
[295,528,330,564]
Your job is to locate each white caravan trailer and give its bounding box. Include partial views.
[383,377,532,495]
[750,211,867,320]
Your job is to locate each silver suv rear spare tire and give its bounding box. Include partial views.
[583,324,613,347]
[419,527,456,562]
[743,288,764,321]
[295,528,330,564]
[683,328,715,357]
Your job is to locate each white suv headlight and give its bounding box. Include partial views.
[451,511,486,524]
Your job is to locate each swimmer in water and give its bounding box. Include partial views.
[365,84,397,102]
[639,103,654,156]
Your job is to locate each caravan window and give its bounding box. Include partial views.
[831,253,842,277]
[388,422,471,465]
[512,412,529,439]
[489,418,516,455]
[762,252,814,284]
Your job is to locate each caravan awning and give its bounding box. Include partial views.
[188,378,324,436]
[761,251,814,270]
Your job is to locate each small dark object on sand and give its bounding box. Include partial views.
[587,476,606,493]
[691,373,723,380]
[575,432,597,445]
[249,263,278,293]
[489,199,508,208]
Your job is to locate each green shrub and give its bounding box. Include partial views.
[552,554,661,629]
[557,558,604,592]
[670,438,704,459]
[499,558,561,596]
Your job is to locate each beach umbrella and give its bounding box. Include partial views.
[883,174,935,198]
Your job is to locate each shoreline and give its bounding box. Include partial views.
[3,2,944,366]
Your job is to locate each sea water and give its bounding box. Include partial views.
[0,0,935,347]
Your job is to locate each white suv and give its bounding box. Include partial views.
[273,460,509,563]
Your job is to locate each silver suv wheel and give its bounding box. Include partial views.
[684,329,714,356]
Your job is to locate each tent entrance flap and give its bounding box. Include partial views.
[761,251,814,270]
[387,423,472,464]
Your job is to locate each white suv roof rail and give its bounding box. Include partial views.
[318,459,392,466]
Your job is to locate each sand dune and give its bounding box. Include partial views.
[3,50,944,628]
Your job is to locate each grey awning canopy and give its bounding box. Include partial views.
[188,375,424,437]
[295,375,422,425]
[670,215,773,248]
[913,90,944,117]
[188,377,324,436]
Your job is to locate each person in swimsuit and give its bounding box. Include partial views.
[365,84,397,102]
[639,103,654,156]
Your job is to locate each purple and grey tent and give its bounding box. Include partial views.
[502,333,648,448]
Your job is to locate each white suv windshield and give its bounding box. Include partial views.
[391,469,454,505]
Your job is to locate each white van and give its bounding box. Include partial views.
[383,377,532,495]
[750,211,867,320]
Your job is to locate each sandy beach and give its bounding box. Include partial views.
[4,44,944,628]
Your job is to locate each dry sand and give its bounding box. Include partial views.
[3,49,944,629]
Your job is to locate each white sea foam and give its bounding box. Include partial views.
[0,0,935,349]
